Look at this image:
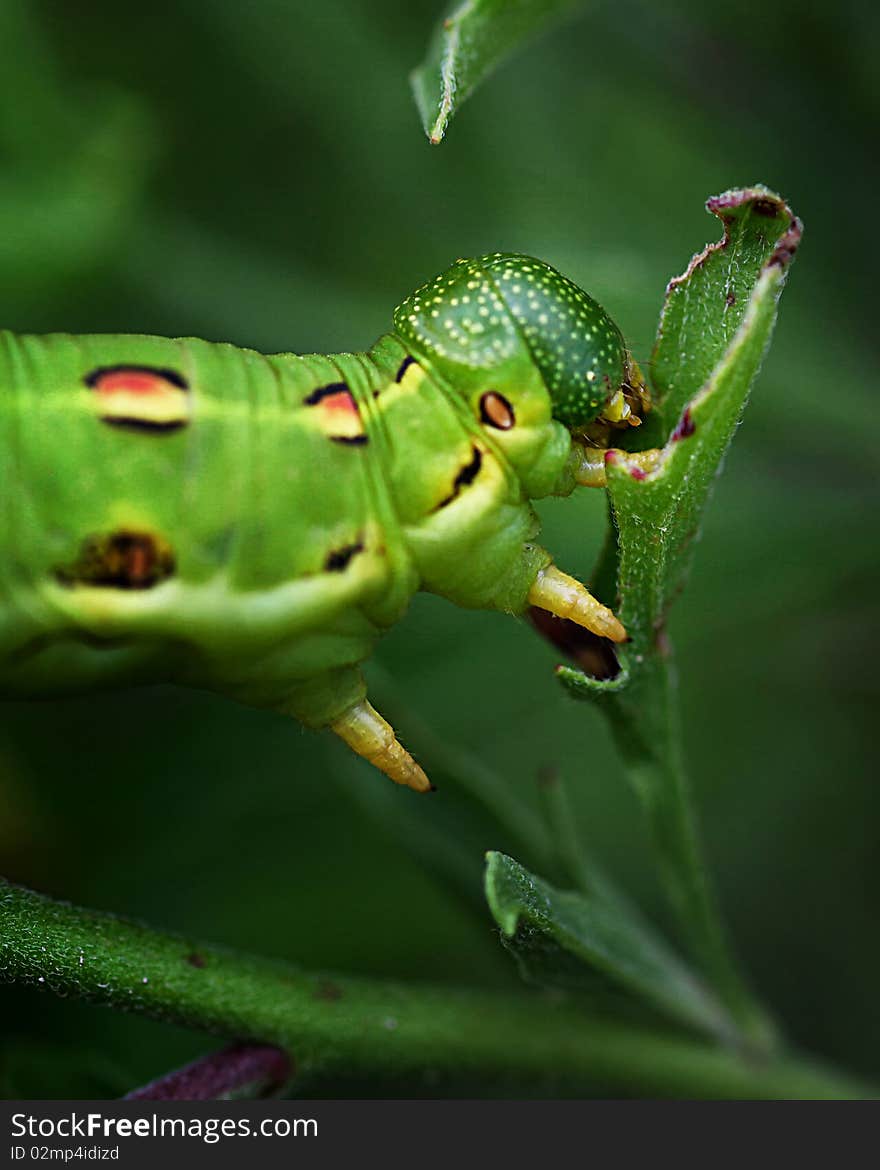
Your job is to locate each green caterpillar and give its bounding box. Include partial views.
[0,254,648,792]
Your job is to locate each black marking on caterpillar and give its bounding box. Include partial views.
[453,445,483,488]
[395,355,417,383]
[303,382,350,406]
[324,540,365,572]
[434,445,483,510]
[100,417,186,435]
[330,434,369,446]
[55,530,175,590]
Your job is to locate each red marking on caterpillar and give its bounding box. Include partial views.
[629,466,647,481]
[320,389,359,415]
[304,381,365,441]
[97,371,168,395]
[86,366,189,432]
[604,449,618,464]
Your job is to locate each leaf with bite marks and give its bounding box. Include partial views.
[560,187,802,701]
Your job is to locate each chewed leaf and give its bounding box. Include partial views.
[560,187,801,699]
[485,852,736,1043]
[638,186,802,446]
[412,0,585,144]
[553,190,800,1048]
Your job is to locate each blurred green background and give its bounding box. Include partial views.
[0,0,877,1096]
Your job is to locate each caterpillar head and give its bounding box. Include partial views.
[393,253,647,436]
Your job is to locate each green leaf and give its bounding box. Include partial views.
[485,851,738,1043]
[412,0,586,144]
[554,188,801,1048]
[562,187,801,695]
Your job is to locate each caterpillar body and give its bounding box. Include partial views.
[0,254,648,792]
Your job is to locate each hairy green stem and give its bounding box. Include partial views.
[0,879,869,1098]
[603,644,776,1052]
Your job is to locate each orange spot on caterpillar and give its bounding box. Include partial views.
[320,390,359,415]
[86,365,189,433]
[304,382,365,441]
[480,391,515,430]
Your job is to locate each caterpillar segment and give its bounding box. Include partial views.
[527,566,626,644]
[330,700,432,794]
[0,254,644,792]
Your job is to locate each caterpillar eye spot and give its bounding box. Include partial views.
[330,433,368,446]
[479,391,515,430]
[55,530,175,590]
[324,541,365,572]
[86,365,190,433]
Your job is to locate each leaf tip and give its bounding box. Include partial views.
[483,852,523,937]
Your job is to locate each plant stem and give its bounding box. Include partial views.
[1,879,869,1098]
[603,641,776,1052]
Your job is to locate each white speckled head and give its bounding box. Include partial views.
[393,254,629,430]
